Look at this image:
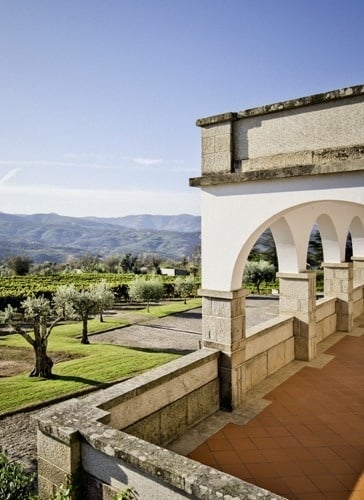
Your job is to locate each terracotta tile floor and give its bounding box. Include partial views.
[188,334,364,500]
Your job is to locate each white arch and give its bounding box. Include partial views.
[202,196,364,291]
[350,216,364,256]
[316,214,340,263]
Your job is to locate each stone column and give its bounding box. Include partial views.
[323,262,354,332]
[352,256,364,287]
[199,288,248,411]
[277,272,317,361]
[37,428,81,499]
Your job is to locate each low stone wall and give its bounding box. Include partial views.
[244,316,294,392]
[353,285,364,318]
[82,349,220,446]
[35,349,281,499]
[316,297,337,342]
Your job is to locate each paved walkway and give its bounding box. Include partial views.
[93,296,279,351]
[169,315,364,500]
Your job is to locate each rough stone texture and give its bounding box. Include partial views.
[104,353,218,430]
[200,288,249,410]
[125,380,219,447]
[353,257,364,287]
[277,272,317,361]
[201,121,233,174]
[233,98,364,161]
[323,262,354,332]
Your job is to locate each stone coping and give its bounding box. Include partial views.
[247,315,293,339]
[322,262,353,268]
[80,349,219,411]
[198,287,249,299]
[276,272,316,280]
[189,157,364,187]
[196,84,364,126]
[79,420,283,499]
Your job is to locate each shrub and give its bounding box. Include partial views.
[0,448,36,500]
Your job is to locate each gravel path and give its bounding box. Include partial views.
[0,297,279,475]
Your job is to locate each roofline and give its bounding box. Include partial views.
[196,84,364,127]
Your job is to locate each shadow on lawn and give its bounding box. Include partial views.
[51,374,104,386]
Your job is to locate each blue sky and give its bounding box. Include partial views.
[0,0,363,217]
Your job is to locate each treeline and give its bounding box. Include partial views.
[0,273,200,309]
[0,250,201,277]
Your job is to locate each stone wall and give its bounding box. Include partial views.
[244,316,294,392]
[35,348,281,500]
[353,285,364,318]
[316,297,337,342]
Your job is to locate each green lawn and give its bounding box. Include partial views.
[0,300,201,414]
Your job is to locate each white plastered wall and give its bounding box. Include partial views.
[201,171,364,291]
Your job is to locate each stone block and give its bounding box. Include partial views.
[279,296,299,314]
[37,457,68,485]
[37,429,80,474]
[214,134,231,153]
[126,411,161,445]
[187,380,219,426]
[284,338,295,363]
[161,398,187,444]
[249,353,268,388]
[38,476,55,500]
[202,151,232,174]
[267,343,285,375]
[201,122,231,138]
[211,297,232,317]
[202,136,214,154]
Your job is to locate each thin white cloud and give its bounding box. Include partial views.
[0,183,200,217]
[0,160,111,170]
[0,168,21,185]
[132,157,163,166]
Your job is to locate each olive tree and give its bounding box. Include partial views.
[243,259,276,295]
[129,277,164,312]
[53,284,97,344]
[89,280,115,322]
[175,276,196,304]
[0,296,61,378]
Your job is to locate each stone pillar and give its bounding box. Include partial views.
[352,256,364,287]
[199,288,248,411]
[199,115,235,175]
[37,428,81,499]
[277,272,317,361]
[323,262,354,332]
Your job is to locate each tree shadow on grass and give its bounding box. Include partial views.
[50,374,104,386]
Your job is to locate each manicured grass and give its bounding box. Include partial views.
[0,312,185,414]
[139,297,201,317]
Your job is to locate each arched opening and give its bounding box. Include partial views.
[350,216,364,257]
[242,228,279,332]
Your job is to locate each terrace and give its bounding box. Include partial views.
[35,84,364,499]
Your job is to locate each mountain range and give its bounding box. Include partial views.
[0,212,201,263]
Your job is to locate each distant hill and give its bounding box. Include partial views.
[0,212,201,263]
[84,214,201,233]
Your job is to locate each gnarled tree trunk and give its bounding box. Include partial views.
[30,339,53,378]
